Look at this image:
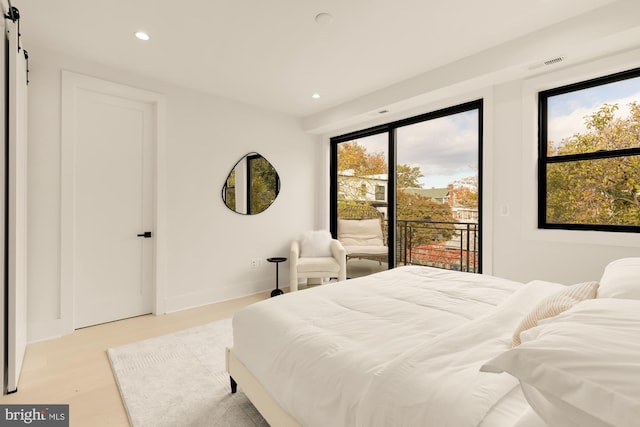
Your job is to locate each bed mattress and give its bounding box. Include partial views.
[232,266,561,427]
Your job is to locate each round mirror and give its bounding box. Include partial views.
[222,152,280,215]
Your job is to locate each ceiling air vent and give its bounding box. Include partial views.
[543,56,565,66]
[527,55,566,71]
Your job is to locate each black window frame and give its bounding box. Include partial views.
[538,67,640,233]
[330,99,483,272]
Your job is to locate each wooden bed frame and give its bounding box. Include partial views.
[225,347,302,427]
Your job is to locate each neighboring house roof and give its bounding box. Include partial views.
[402,187,449,200]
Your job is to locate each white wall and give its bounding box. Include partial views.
[306,1,640,286]
[27,47,320,342]
[492,50,640,284]
[314,50,640,286]
[25,2,640,342]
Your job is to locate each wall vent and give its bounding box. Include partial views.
[543,56,565,66]
[527,55,566,71]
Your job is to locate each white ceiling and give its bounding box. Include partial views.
[10,0,623,117]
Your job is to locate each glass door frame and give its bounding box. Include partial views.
[330,99,484,272]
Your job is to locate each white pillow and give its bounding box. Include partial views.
[598,257,640,299]
[512,281,599,347]
[299,230,332,257]
[482,298,640,427]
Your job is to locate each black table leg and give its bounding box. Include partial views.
[267,257,286,297]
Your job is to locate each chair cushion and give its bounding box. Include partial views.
[299,230,332,257]
[343,245,388,256]
[338,219,383,246]
[297,257,340,274]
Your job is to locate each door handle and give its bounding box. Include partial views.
[137,231,152,238]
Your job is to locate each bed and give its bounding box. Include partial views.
[226,258,640,427]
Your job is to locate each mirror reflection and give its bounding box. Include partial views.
[222,152,280,215]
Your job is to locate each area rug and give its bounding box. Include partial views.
[107,318,269,427]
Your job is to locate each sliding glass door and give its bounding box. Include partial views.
[396,107,480,272]
[332,132,390,278]
[331,100,482,278]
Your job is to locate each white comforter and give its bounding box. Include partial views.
[232,266,562,427]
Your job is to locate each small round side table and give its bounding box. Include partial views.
[266,257,287,297]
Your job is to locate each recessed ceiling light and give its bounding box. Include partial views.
[312,93,320,99]
[135,31,150,41]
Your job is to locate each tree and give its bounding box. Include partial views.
[337,142,458,240]
[546,102,640,226]
[223,170,236,210]
[451,173,478,208]
[337,141,386,176]
[396,190,456,245]
[396,164,423,188]
[249,156,279,214]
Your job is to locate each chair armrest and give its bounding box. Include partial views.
[289,240,301,291]
[330,239,347,282]
[290,240,301,270]
[290,240,300,259]
[329,239,345,259]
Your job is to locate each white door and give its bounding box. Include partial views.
[72,86,154,328]
[4,14,28,394]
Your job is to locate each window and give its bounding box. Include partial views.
[539,67,640,232]
[331,100,482,277]
[359,183,368,198]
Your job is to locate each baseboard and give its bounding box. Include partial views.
[27,280,273,342]
[163,278,272,314]
[28,318,74,344]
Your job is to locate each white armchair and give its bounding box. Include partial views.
[289,231,347,292]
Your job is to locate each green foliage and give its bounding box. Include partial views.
[249,156,278,214]
[396,190,456,244]
[336,141,459,243]
[396,164,424,188]
[337,141,387,176]
[452,174,478,208]
[224,170,236,210]
[546,102,640,226]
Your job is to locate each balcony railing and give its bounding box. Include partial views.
[395,219,479,273]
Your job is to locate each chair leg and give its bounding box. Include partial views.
[230,376,237,393]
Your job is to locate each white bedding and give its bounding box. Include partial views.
[232,266,561,427]
[479,386,534,427]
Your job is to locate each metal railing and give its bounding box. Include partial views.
[394,219,479,273]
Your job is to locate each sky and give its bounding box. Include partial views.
[351,110,479,189]
[348,73,640,190]
[547,75,640,146]
[397,110,478,188]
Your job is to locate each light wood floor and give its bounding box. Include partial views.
[0,291,270,427]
